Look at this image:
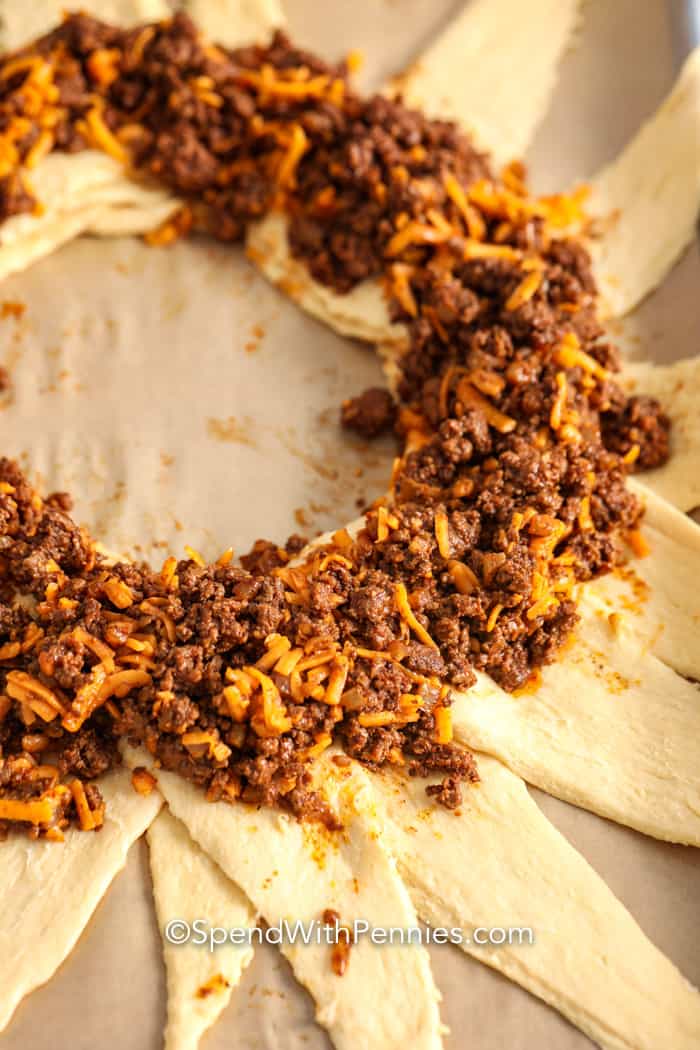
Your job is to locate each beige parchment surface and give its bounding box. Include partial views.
[0,2,698,1050]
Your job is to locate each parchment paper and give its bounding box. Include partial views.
[0,1,698,1048]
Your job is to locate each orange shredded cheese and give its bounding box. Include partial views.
[144,206,194,247]
[554,333,608,380]
[304,731,334,759]
[527,595,560,620]
[447,560,479,595]
[0,795,58,825]
[61,664,109,732]
[86,48,121,87]
[395,582,437,649]
[140,599,177,643]
[358,711,397,728]
[24,128,54,168]
[247,667,293,736]
[386,221,451,257]
[577,496,594,532]
[103,575,134,609]
[627,529,650,558]
[388,263,418,316]
[276,123,309,189]
[80,104,129,165]
[6,671,65,717]
[70,778,100,830]
[184,545,206,567]
[256,633,292,671]
[456,379,516,433]
[376,505,399,542]
[433,705,453,744]
[346,49,364,73]
[443,171,486,239]
[324,656,349,706]
[505,269,542,311]
[159,555,179,591]
[549,371,568,431]
[131,766,158,796]
[434,511,450,559]
[221,682,248,721]
[463,239,521,262]
[70,626,116,672]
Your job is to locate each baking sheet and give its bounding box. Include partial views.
[1,1,699,1048]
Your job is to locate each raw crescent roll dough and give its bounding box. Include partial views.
[0,0,582,339]
[0,0,284,53]
[0,0,170,51]
[245,0,583,343]
[246,212,407,346]
[450,602,700,846]
[147,808,257,1050]
[126,743,700,1050]
[181,0,284,46]
[586,47,700,318]
[124,745,444,1050]
[0,152,180,284]
[370,760,700,1050]
[0,1,287,281]
[0,767,162,1034]
[388,0,583,168]
[299,500,700,847]
[618,358,700,513]
[593,479,700,681]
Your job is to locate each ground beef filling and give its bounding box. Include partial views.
[341,387,396,439]
[0,14,672,836]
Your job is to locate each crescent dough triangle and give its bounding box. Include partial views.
[124,744,444,1050]
[0,0,170,52]
[450,605,700,845]
[388,0,583,168]
[245,211,406,345]
[0,0,583,338]
[585,48,700,318]
[0,2,287,282]
[0,767,161,1034]
[617,358,700,513]
[369,759,700,1050]
[125,743,700,1050]
[147,808,257,1050]
[0,152,180,284]
[591,479,700,681]
[296,495,700,848]
[180,0,285,47]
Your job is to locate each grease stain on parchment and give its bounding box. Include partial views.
[276,427,340,482]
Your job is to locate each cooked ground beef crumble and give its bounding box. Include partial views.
[0,13,671,837]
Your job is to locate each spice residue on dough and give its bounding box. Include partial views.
[207,416,257,447]
[244,322,266,353]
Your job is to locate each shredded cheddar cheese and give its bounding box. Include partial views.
[395,582,438,649]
